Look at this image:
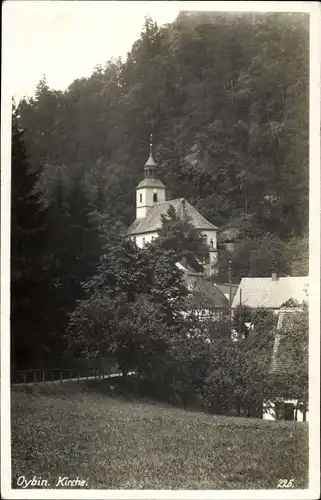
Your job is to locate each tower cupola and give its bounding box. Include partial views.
[144,134,157,178]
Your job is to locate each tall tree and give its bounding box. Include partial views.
[11,109,50,368]
[67,231,188,375]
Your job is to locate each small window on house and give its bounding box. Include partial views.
[153,193,158,202]
[139,193,142,203]
[142,237,145,246]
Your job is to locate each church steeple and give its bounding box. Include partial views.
[135,134,166,219]
[144,134,157,178]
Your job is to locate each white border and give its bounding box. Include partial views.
[1,1,320,499]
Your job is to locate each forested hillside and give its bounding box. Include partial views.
[12,11,309,369]
[17,11,309,232]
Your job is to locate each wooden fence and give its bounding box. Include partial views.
[11,364,120,386]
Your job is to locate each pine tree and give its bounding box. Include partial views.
[11,110,50,368]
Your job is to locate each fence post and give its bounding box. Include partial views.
[77,371,80,383]
[70,371,72,382]
[60,371,63,384]
[42,371,45,383]
[34,371,37,384]
[52,371,54,384]
[24,372,27,386]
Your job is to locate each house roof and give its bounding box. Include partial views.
[231,276,309,309]
[127,198,218,235]
[176,262,204,277]
[187,279,229,310]
[270,308,305,375]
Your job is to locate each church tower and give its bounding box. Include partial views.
[136,135,166,219]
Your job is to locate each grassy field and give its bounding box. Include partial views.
[11,379,308,490]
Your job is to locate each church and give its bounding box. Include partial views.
[127,137,218,277]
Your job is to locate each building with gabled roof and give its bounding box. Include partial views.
[232,275,309,311]
[263,306,309,422]
[127,136,218,275]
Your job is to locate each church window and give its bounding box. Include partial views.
[210,238,214,248]
[153,193,158,202]
[139,193,142,203]
[142,237,145,245]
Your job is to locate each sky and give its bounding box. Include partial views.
[3,1,315,102]
[3,0,184,101]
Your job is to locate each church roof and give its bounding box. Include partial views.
[127,198,218,235]
[136,178,165,189]
[144,153,157,167]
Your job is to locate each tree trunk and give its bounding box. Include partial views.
[134,371,139,394]
[235,397,241,417]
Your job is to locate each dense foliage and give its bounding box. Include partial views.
[17,12,309,235]
[11,8,309,416]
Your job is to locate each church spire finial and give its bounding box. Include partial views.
[144,133,157,172]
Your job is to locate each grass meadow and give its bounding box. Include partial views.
[11,379,308,490]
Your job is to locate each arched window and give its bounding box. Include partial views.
[153,193,158,202]
[139,193,142,203]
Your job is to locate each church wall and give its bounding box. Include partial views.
[134,232,159,248]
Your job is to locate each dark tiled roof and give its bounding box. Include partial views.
[188,280,229,309]
[127,198,218,235]
[215,283,238,300]
[270,308,304,374]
